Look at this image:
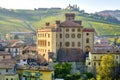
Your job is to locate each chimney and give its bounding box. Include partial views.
[56,20,60,24]
[45,22,50,26]
[56,20,60,27]
[65,13,75,21]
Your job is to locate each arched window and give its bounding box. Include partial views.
[60,34,62,38]
[72,42,75,47]
[48,42,50,46]
[77,29,81,32]
[60,42,62,47]
[78,42,81,47]
[86,46,91,52]
[86,38,89,43]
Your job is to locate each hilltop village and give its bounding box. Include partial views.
[0,13,120,80]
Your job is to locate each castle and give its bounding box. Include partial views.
[37,13,94,61]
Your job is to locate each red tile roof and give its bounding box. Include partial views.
[23,45,36,51]
[83,28,95,32]
[60,21,81,27]
[0,51,10,56]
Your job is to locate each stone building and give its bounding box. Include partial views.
[37,13,95,61]
[86,46,120,74]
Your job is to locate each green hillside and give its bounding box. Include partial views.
[0,8,120,36]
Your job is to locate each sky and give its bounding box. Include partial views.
[0,0,120,13]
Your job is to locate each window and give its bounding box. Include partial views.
[60,34,62,38]
[77,34,81,38]
[116,56,118,59]
[86,33,89,36]
[45,33,46,37]
[88,62,90,65]
[72,42,75,47]
[23,59,26,61]
[48,50,50,52]
[94,56,96,59]
[6,69,8,72]
[65,34,69,38]
[48,34,50,38]
[72,29,75,32]
[6,78,8,80]
[60,28,62,32]
[86,38,89,43]
[48,42,50,46]
[8,48,10,52]
[60,42,62,47]
[78,42,81,47]
[94,62,96,66]
[66,28,69,32]
[71,34,75,38]
[3,55,5,59]
[77,29,81,32]
[43,54,45,57]
[98,62,100,66]
[86,46,91,51]
[65,42,70,47]
[15,48,18,53]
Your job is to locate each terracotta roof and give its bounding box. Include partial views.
[17,65,53,71]
[37,54,46,63]
[60,21,81,27]
[23,45,36,51]
[74,21,82,25]
[83,28,95,32]
[91,48,120,54]
[5,43,26,48]
[0,51,10,56]
[57,48,84,62]
[0,59,15,69]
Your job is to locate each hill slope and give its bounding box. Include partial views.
[0,8,120,36]
[97,10,120,20]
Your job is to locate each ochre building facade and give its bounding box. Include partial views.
[37,13,94,61]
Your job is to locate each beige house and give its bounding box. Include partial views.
[0,51,18,80]
[86,46,120,73]
[37,13,95,61]
[0,51,12,61]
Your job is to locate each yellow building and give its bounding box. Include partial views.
[86,46,120,73]
[17,66,54,80]
[2,73,19,80]
[0,73,19,80]
[37,13,95,61]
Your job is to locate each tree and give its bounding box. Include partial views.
[54,62,71,79]
[96,54,115,80]
[86,72,94,79]
[65,73,81,80]
[116,38,120,45]
[54,62,82,80]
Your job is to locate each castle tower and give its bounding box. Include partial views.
[65,13,75,21]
